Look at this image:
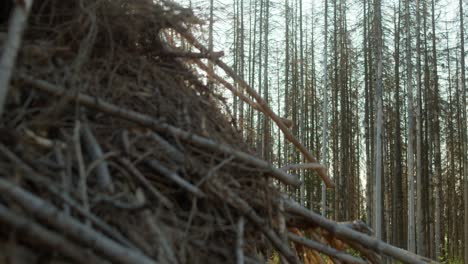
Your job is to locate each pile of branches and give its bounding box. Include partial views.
[0,0,438,263]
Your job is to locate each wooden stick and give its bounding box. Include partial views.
[194,59,294,130]
[120,158,174,209]
[54,145,71,215]
[283,199,439,264]
[0,203,105,264]
[0,178,157,264]
[81,123,114,192]
[236,217,245,264]
[0,0,34,116]
[73,120,90,225]
[18,76,301,187]
[144,159,205,198]
[277,199,289,264]
[194,59,263,112]
[288,233,367,264]
[173,28,334,188]
[148,132,185,164]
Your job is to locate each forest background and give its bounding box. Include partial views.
[174,0,465,262]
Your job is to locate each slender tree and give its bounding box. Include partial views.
[405,0,416,252]
[373,0,384,241]
[392,0,405,249]
[430,0,442,259]
[415,0,426,256]
[460,0,468,262]
[321,0,329,217]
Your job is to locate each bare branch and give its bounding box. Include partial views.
[18,76,301,187]
[236,217,245,264]
[144,159,205,198]
[284,199,439,264]
[120,158,174,209]
[0,0,34,116]
[288,233,367,264]
[81,122,114,192]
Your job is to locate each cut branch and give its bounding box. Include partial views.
[284,199,439,264]
[0,178,157,264]
[18,76,301,187]
[120,158,174,209]
[236,217,245,264]
[81,122,114,192]
[144,159,206,198]
[0,0,34,116]
[288,233,367,264]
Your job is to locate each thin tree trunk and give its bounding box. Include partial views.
[373,0,384,241]
[321,0,329,217]
[393,0,405,249]
[431,0,442,254]
[405,0,416,253]
[459,0,468,262]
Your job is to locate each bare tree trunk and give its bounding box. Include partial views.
[393,0,405,249]
[262,0,270,162]
[405,0,416,253]
[460,0,468,262]
[430,0,441,258]
[373,0,384,241]
[208,0,214,88]
[321,0,329,217]
[415,0,426,256]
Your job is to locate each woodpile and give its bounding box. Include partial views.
[0,0,438,263]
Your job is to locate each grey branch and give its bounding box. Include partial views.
[81,122,114,192]
[0,0,34,116]
[145,159,205,198]
[0,178,157,264]
[236,217,245,264]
